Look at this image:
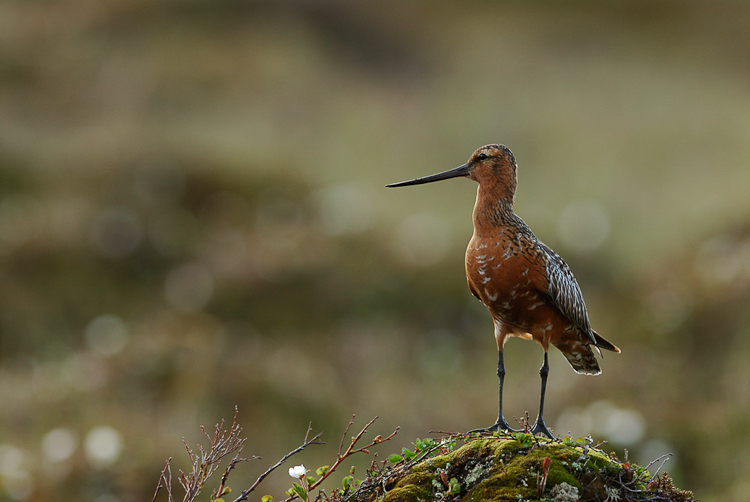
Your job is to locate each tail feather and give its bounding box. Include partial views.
[558,330,620,375]
[592,330,620,353]
[561,348,601,375]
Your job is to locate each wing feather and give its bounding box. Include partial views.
[538,242,597,346]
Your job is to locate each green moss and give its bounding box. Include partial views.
[382,484,432,502]
[354,434,692,502]
[463,473,535,502]
[545,463,579,489]
[417,452,450,471]
[394,472,433,491]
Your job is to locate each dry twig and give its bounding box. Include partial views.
[233,423,324,502]
[153,411,399,502]
[178,407,252,502]
[152,458,174,502]
[281,416,399,502]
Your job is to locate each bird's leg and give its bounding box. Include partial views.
[469,350,517,433]
[492,350,515,431]
[531,352,554,438]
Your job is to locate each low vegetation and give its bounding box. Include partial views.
[153,411,693,502]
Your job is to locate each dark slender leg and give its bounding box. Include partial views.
[470,350,517,433]
[531,352,554,438]
[492,350,514,431]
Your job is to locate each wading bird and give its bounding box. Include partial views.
[387,144,620,438]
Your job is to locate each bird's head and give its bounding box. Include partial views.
[386,144,518,201]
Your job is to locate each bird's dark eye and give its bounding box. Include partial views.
[477,153,488,160]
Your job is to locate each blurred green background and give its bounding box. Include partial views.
[2,1,750,501]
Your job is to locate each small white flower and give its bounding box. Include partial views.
[289,464,306,479]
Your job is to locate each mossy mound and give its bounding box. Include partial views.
[348,433,693,502]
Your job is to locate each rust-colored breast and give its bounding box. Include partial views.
[465,224,577,346]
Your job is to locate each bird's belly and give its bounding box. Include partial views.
[483,284,551,332]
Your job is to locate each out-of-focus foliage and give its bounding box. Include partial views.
[1,1,749,501]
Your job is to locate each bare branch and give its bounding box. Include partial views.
[338,415,356,459]
[152,458,174,502]
[646,453,673,478]
[232,429,325,502]
[213,453,261,501]
[282,417,399,502]
[175,407,249,502]
[154,410,399,502]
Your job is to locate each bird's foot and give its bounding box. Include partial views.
[530,419,554,439]
[469,420,518,435]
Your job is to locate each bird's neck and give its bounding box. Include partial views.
[472,184,516,234]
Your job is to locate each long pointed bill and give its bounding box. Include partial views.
[386,163,470,187]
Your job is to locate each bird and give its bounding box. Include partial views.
[386,144,620,438]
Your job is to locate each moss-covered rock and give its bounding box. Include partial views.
[349,433,693,502]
